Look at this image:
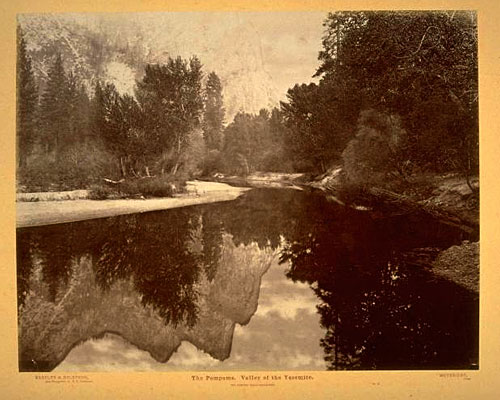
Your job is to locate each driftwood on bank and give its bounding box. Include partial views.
[103,178,125,185]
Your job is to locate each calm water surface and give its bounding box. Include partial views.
[16,188,479,371]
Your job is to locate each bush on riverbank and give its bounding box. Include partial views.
[88,174,187,200]
[88,184,118,200]
[341,110,408,188]
[18,143,119,193]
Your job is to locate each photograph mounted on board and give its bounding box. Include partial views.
[15,10,479,373]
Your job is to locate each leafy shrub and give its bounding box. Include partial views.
[88,184,118,200]
[18,155,58,192]
[88,174,187,200]
[119,175,186,198]
[121,178,172,198]
[342,109,407,187]
[57,143,119,188]
[18,142,118,192]
[260,147,295,173]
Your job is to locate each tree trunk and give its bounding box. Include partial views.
[55,131,61,164]
[464,130,479,195]
[465,169,478,195]
[170,135,183,175]
[18,152,26,170]
[120,157,127,178]
[171,162,179,175]
[240,157,249,177]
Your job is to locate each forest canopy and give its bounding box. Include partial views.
[284,11,477,179]
[16,11,478,194]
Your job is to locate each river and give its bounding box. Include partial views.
[16,188,479,371]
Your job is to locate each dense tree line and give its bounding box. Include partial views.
[17,27,226,191]
[17,11,478,192]
[281,11,478,184]
[16,29,38,170]
[220,108,290,175]
[92,58,206,178]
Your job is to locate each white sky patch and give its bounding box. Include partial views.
[232,323,251,338]
[164,341,222,369]
[256,297,317,320]
[257,259,319,320]
[55,334,158,372]
[287,353,326,369]
[83,335,116,352]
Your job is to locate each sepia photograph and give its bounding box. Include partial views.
[14,8,480,377]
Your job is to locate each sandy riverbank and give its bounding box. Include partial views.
[17,181,249,228]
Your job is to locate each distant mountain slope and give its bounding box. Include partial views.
[18,13,282,123]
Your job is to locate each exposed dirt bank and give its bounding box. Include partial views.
[310,168,479,230]
[17,181,249,228]
[418,174,479,228]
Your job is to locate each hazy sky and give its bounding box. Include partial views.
[224,12,327,96]
[73,11,328,99]
[20,11,329,116]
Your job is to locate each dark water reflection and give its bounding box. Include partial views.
[17,188,478,371]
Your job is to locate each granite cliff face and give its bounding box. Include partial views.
[18,13,281,123]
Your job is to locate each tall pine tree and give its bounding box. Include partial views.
[66,72,91,146]
[202,72,225,151]
[16,28,38,169]
[39,53,70,161]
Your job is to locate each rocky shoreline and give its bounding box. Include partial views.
[432,241,479,294]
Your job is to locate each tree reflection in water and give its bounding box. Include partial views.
[17,208,222,328]
[17,188,478,371]
[93,211,205,327]
[280,197,478,370]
